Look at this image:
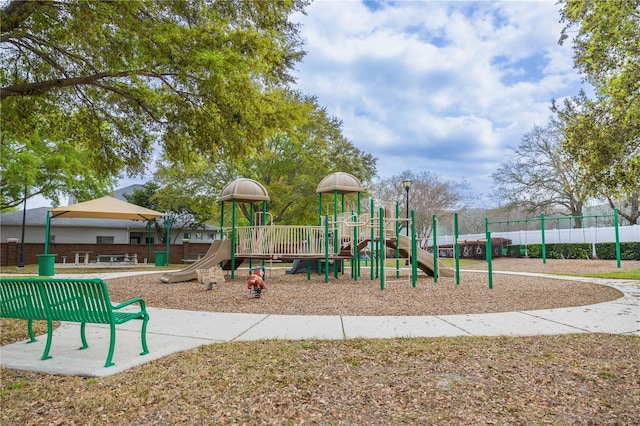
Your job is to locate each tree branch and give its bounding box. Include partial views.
[1,70,143,99]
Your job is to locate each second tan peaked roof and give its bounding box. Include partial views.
[216,178,270,203]
[50,196,165,221]
[316,172,363,194]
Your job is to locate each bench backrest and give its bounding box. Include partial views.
[0,277,114,324]
[0,278,48,320]
[38,278,114,324]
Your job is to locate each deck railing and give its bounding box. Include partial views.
[233,225,337,257]
[230,211,402,258]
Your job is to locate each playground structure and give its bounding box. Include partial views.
[161,172,453,286]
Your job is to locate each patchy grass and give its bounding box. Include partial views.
[1,333,638,425]
[571,268,640,280]
[548,268,640,280]
[0,319,54,346]
[437,258,479,268]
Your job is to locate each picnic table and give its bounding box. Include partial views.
[96,253,138,264]
[70,250,93,265]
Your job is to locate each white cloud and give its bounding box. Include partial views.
[292,0,583,203]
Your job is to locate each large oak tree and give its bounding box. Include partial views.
[1,0,308,209]
[153,93,378,226]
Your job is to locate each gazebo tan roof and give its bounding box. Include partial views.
[217,178,270,203]
[316,172,363,194]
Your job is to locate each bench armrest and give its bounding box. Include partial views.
[112,297,146,312]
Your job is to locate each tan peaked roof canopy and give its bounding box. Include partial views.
[316,172,363,194]
[50,196,165,220]
[216,178,270,203]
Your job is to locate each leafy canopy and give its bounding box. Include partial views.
[154,93,378,226]
[557,0,639,197]
[1,0,309,209]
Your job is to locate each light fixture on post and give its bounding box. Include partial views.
[403,179,412,237]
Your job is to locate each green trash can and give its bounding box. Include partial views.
[37,254,57,276]
[154,251,166,267]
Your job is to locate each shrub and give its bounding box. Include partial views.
[512,242,640,260]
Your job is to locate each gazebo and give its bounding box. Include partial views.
[39,196,166,275]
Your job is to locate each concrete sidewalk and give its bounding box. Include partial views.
[1,273,638,377]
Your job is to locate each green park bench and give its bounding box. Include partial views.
[0,277,149,367]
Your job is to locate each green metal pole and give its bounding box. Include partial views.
[341,194,346,277]
[249,203,254,270]
[395,202,400,278]
[432,214,438,283]
[305,226,311,281]
[318,193,322,274]
[379,207,385,290]
[147,221,151,263]
[357,192,361,279]
[333,191,338,279]
[411,210,417,288]
[231,200,237,279]
[352,211,358,280]
[485,217,493,289]
[614,208,621,268]
[541,212,546,264]
[324,215,330,283]
[44,210,51,254]
[165,216,171,266]
[370,197,375,280]
[263,202,267,225]
[262,201,267,270]
[454,212,460,285]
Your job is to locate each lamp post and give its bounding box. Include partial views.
[18,187,27,268]
[403,179,412,237]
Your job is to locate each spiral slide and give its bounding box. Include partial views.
[160,240,232,283]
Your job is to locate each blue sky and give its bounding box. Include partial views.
[289,0,584,206]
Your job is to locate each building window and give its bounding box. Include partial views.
[207,233,215,240]
[183,233,191,240]
[96,236,114,244]
[195,233,203,240]
[145,237,154,244]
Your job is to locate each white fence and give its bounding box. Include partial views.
[432,225,640,247]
